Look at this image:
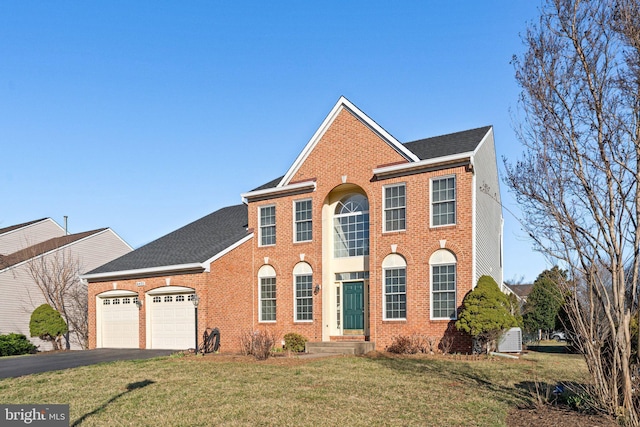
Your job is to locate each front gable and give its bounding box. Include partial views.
[280,97,418,187]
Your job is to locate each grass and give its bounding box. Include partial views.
[0,351,590,426]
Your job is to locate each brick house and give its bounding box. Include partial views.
[83,97,503,353]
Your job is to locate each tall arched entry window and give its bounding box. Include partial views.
[333,194,369,258]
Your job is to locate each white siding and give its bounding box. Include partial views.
[0,219,64,255]
[0,229,132,350]
[474,129,503,287]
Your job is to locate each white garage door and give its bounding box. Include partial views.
[101,296,139,348]
[150,293,195,350]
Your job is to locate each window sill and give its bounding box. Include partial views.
[430,317,457,321]
[382,230,406,235]
[258,320,277,324]
[294,320,313,324]
[429,224,456,230]
[382,318,407,323]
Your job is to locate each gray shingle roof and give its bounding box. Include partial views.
[402,126,491,160]
[88,204,249,274]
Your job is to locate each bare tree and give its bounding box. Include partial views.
[505,0,640,423]
[26,249,88,349]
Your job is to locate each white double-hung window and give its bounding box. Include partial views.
[294,199,312,242]
[383,183,406,232]
[431,176,456,226]
[258,265,277,322]
[259,205,276,246]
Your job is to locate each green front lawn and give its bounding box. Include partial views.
[0,351,589,426]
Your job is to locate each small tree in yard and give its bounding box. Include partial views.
[456,275,518,354]
[30,304,68,350]
[523,267,566,339]
[27,248,88,349]
[505,0,640,421]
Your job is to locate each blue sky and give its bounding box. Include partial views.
[0,1,551,283]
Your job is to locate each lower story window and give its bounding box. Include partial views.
[432,264,456,319]
[385,268,406,319]
[260,277,276,321]
[295,275,313,321]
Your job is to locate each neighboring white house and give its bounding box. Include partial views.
[0,218,132,350]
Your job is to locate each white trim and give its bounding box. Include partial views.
[382,182,407,233]
[472,167,477,288]
[373,152,473,178]
[293,269,314,323]
[430,175,457,228]
[258,275,277,323]
[97,289,138,298]
[472,126,493,156]
[81,263,205,281]
[202,234,253,267]
[257,204,276,247]
[146,286,195,295]
[293,198,313,243]
[279,97,419,187]
[382,254,407,321]
[241,180,316,203]
[429,250,458,321]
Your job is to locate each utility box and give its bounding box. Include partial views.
[498,327,522,353]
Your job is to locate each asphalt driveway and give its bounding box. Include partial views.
[0,349,175,379]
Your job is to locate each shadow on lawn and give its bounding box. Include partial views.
[71,379,155,426]
[365,354,529,408]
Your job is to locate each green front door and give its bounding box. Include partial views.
[343,281,364,332]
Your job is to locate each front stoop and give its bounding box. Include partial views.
[305,341,375,355]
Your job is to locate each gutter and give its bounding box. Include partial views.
[241,180,316,203]
[80,262,206,282]
[372,151,474,180]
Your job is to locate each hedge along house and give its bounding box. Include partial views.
[83,97,503,353]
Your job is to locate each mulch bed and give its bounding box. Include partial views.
[506,405,617,427]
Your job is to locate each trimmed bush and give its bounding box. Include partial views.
[456,275,518,354]
[30,304,68,350]
[283,333,307,353]
[0,333,37,356]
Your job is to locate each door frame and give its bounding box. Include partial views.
[342,280,365,335]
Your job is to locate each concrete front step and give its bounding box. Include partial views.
[306,341,375,355]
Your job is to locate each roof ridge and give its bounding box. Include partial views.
[403,125,492,145]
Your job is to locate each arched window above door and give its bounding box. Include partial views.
[333,194,369,258]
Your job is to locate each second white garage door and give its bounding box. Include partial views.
[149,293,196,350]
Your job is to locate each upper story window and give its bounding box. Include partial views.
[431,176,456,226]
[259,205,276,246]
[294,199,312,242]
[333,194,369,258]
[383,183,406,232]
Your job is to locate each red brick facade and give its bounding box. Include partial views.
[87,99,496,354]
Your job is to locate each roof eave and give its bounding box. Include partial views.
[241,180,316,203]
[81,263,207,282]
[373,151,474,180]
